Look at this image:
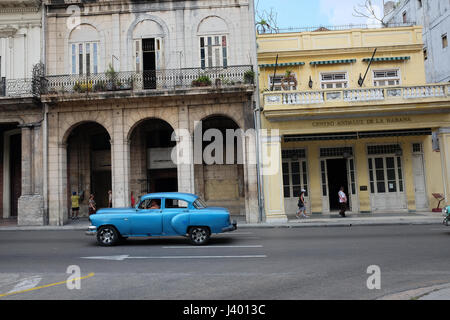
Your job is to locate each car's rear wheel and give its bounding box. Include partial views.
[188,227,210,246]
[97,226,119,246]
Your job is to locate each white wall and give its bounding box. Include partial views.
[46,0,255,75]
[386,0,450,83]
[0,6,42,79]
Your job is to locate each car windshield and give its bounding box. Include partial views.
[193,198,207,209]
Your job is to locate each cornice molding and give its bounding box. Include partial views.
[0,26,18,37]
[0,0,41,13]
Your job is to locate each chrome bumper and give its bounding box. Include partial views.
[85,226,97,236]
[222,220,237,233]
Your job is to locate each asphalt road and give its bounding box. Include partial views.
[1,224,450,300]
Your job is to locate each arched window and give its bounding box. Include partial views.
[132,20,165,73]
[68,24,100,75]
[197,16,229,69]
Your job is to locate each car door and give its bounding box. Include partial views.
[130,198,163,236]
[162,198,189,235]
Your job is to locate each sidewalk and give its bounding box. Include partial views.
[379,282,450,300]
[0,211,445,231]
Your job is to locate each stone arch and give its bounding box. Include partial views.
[60,112,113,145]
[190,108,244,134]
[124,107,178,142]
[193,114,246,217]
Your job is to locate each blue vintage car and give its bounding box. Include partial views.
[443,204,450,226]
[86,192,237,246]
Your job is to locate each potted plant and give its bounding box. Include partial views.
[73,81,82,93]
[105,63,118,91]
[244,70,255,84]
[282,70,297,90]
[192,75,212,87]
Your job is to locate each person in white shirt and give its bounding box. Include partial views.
[338,186,347,218]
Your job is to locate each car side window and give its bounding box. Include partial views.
[165,199,188,209]
[138,199,161,210]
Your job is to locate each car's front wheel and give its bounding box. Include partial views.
[188,227,210,246]
[97,226,120,246]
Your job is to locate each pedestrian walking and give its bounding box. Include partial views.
[131,191,135,207]
[338,186,347,217]
[88,194,96,216]
[71,191,80,220]
[108,190,112,208]
[296,189,309,219]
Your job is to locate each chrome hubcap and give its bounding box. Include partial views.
[192,228,207,243]
[100,229,114,243]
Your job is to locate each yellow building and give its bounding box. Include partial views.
[257,26,450,222]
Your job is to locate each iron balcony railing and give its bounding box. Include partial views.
[0,77,40,98]
[41,65,255,95]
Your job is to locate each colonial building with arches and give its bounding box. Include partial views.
[41,0,259,226]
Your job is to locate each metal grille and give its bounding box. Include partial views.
[320,147,353,157]
[282,149,306,159]
[367,144,402,155]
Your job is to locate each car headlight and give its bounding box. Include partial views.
[443,207,448,214]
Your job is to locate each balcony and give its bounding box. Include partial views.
[263,84,450,108]
[41,66,255,101]
[0,77,39,99]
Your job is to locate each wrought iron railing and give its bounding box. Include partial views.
[42,65,255,95]
[0,77,36,98]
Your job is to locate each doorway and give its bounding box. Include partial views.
[142,38,156,89]
[326,158,349,211]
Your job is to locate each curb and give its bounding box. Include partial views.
[378,282,450,300]
[0,218,444,231]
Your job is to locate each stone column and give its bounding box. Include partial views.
[261,134,288,223]
[243,130,259,223]
[177,106,194,194]
[111,109,130,208]
[18,124,45,226]
[355,143,371,213]
[308,146,322,215]
[403,143,417,212]
[438,128,450,202]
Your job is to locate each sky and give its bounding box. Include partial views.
[255,0,386,30]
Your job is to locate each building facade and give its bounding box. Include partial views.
[40,0,259,226]
[258,26,450,222]
[385,0,450,83]
[0,0,45,225]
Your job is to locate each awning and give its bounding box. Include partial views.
[284,128,431,142]
[259,62,305,68]
[310,59,356,65]
[362,56,411,62]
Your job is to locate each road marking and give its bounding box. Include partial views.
[7,276,42,294]
[81,255,267,261]
[0,273,95,299]
[162,245,263,249]
[217,232,254,235]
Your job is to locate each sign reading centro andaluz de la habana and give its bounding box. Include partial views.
[312,117,412,128]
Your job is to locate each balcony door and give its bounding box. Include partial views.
[135,38,163,90]
[142,38,156,89]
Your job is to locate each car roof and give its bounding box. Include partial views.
[140,192,199,203]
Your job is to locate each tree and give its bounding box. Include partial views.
[353,0,389,27]
[255,0,279,34]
